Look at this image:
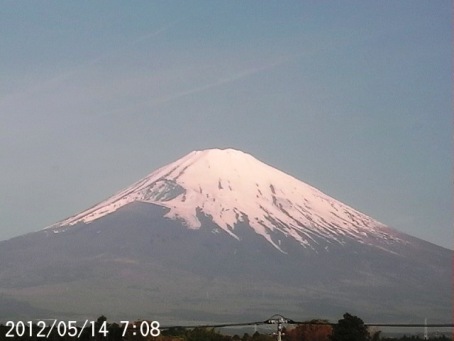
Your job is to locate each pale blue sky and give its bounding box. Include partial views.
[1,1,451,248]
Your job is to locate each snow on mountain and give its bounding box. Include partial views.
[50,148,402,252]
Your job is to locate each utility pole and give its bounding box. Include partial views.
[265,314,294,341]
[276,320,283,341]
[424,318,428,340]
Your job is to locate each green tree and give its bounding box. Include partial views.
[107,323,123,341]
[330,313,370,341]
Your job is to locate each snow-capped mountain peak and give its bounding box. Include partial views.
[51,148,401,252]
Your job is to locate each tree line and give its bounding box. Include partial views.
[0,313,451,341]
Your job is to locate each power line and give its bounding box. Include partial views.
[161,315,454,330]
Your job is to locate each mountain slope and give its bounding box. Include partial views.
[50,149,403,253]
[0,148,451,323]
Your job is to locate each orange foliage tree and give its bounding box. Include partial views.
[285,320,333,341]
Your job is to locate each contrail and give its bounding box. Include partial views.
[50,20,179,81]
[132,19,180,45]
[0,21,178,107]
[148,55,298,107]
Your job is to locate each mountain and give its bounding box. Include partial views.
[0,148,451,324]
[50,149,401,253]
